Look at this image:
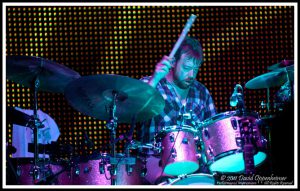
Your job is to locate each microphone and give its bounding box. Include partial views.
[230,85,239,107]
[230,84,243,107]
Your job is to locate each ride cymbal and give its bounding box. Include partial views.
[245,70,289,89]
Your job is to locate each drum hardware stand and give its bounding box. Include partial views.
[29,75,46,184]
[283,63,294,101]
[105,91,136,185]
[232,85,256,175]
[35,159,77,185]
[266,88,270,113]
[240,118,256,175]
[105,91,118,185]
[125,115,137,176]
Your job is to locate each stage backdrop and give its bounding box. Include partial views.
[5,5,294,156]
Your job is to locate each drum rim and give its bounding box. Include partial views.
[199,110,260,127]
[155,124,199,138]
[205,150,267,172]
[169,173,216,185]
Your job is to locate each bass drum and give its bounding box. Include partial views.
[159,173,215,185]
[199,110,267,173]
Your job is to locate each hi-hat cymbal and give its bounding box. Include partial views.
[245,70,289,89]
[64,74,165,123]
[268,60,294,71]
[6,55,81,93]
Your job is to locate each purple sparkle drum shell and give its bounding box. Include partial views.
[56,155,149,185]
[10,158,62,185]
[156,125,200,176]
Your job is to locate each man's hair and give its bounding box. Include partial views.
[174,36,204,66]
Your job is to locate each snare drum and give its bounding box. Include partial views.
[159,173,215,185]
[155,125,201,176]
[199,111,267,173]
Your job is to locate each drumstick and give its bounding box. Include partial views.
[169,14,197,60]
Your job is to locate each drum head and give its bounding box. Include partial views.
[170,173,215,185]
[164,161,199,176]
[209,151,267,173]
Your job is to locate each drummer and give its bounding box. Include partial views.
[139,36,217,168]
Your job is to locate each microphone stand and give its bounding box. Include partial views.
[125,115,137,175]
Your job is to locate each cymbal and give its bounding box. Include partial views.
[268,60,294,71]
[6,55,81,93]
[7,106,32,126]
[245,70,289,89]
[64,74,165,123]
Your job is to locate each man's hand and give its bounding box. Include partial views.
[148,55,175,87]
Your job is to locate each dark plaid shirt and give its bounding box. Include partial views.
[140,76,217,142]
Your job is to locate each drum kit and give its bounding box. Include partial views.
[6,55,294,185]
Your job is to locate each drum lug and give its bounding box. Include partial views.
[203,128,210,139]
[74,165,80,176]
[207,145,214,157]
[235,137,243,147]
[182,137,189,144]
[16,165,22,177]
[260,136,268,147]
[169,133,175,142]
[140,166,147,177]
[231,118,238,130]
[99,161,105,174]
[171,148,177,158]
[195,153,202,159]
[126,165,133,174]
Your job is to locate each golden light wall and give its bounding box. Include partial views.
[5,5,294,155]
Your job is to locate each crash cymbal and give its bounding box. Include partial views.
[245,70,289,89]
[268,60,294,71]
[7,106,32,126]
[64,74,165,123]
[6,55,81,93]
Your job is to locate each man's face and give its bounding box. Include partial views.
[173,53,200,89]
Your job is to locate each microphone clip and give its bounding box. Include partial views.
[230,84,245,109]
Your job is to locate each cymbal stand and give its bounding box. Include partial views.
[105,91,118,185]
[284,67,294,100]
[266,88,270,113]
[30,76,43,183]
